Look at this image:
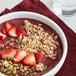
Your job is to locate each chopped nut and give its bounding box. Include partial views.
[5,70,12,75]
[3,60,9,67]
[0,66,4,71]
[24,66,28,71]
[35,63,45,71]
[20,72,23,76]
[8,64,13,69]
[44,65,47,70]
[12,69,16,75]
[13,64,18,67]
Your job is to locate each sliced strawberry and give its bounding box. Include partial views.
[8,26,18,37]
[23,53,36,66]
[5,22,12,32]
[2,27,6,34]
[16,27,26,36]
[34,53,46,63]
[0,50,10,55]
[13,49,26,63]
[0,40,3,44]
[1,49,17,58]
[2,22,12,34]
[0,32,6,39]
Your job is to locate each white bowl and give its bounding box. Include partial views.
[0,12,68,76]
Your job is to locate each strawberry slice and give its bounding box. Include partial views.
[8,26,18,37]
[5,22,12,32]
[2,27,6,34]
[0,50,10,55]
[34,53,46,63]
[0,32,6,39]
[3,22,12,34]
[16,27,26,36]
[23,53,36,66]
[13,49,26,63]
[0,40,3,44]
[1,49,17,58]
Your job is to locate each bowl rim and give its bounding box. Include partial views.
[0,11,68,76]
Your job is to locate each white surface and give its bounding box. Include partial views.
[54,0,76,6]
[0,0,23,12]
[41,0,76,33]
[0,0,76,33]
[53,0,76,11]
[0,11,68,76]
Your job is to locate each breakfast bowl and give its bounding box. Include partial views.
[0,12,68,76]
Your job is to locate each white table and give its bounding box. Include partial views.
[0,0,76,33]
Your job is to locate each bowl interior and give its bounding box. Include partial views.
[0,12,68,76]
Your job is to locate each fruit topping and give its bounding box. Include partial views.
[5,22,12,32]
[16,27,27,36]
[0,50,10,55]
[1,49,17,59]
[2,27,6,34]
[2,22,26,38]
[13,49,26,63]
[0,32,6,39]
[8,27,18,37]
[3,22,12,34]
[0,40,3,44]
[23,53,36,66]
[34,53,46,63]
